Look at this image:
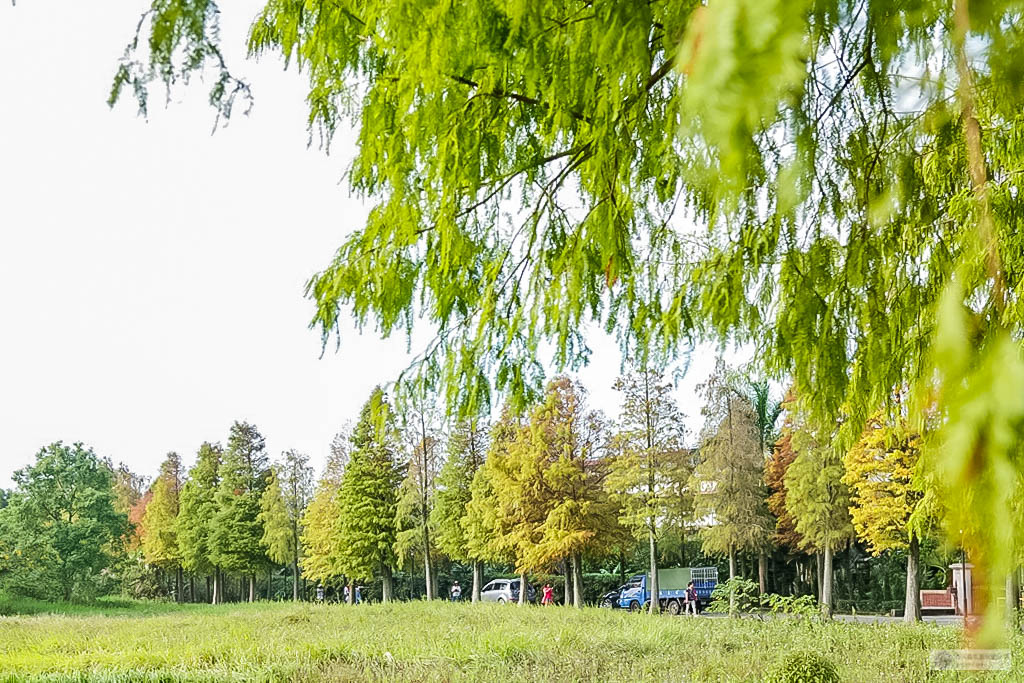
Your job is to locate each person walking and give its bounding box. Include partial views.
[541,583,554,606]
[685,581,698,615]
[450,581,463,602]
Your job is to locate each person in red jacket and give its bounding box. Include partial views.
[542,583,554,606]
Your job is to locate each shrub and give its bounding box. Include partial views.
[707,577,761,613]
[707,578,818,617]
[765,651,840,683]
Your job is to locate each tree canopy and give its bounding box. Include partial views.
[103,0,1024,621]
[0,443,127,601]
[335,388,404,597]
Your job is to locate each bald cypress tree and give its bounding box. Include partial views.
[396,403,443,600]
[211,421,269,602]
[336,389,404,602]
[432,417,489,601]
[140,452,184,600]
[607,367,692,614]
[784,402,854,620]
[843,414,938,623]
[692,363,774,614]
[178,442,222,603]
[299,445,347,591]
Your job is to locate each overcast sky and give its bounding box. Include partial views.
[0,2,742,488]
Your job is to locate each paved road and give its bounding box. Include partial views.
[834,614,966,626]
[699,611,969,626]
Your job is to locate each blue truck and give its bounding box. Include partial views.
[617,567,719,614]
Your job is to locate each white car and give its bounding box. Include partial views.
[480,579,536,603]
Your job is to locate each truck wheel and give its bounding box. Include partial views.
[628,600,642,613]
[666,600,681,616]
[497,597,506,604]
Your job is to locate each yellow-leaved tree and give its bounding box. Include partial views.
[843,413,938,623]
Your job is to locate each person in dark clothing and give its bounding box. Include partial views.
[685,581,698,615]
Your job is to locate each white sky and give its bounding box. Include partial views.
[0,1,741,489]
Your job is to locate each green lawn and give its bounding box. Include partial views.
[0,598,1017,681]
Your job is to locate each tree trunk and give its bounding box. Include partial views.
[1006,568,1020,630]
[821,546,834,620]
[382,565,394,603]
[563,558,573,606]
[423,530,434,600]
[249,574,255,603]
[728,544,737,616]
[816,552,824,603]
[292,558,299,601]
[267,569,273,600]
[847,547,855,605]
[572,553,584,609]
[206,575,212,604]
[904,534,921,623]
[175,567,183,603]
[472,561,483,603]
[518,573,527,606]
[649,526,661,614]
[189,575,195,603]
[758,551,767,596]
[347,579,355,605]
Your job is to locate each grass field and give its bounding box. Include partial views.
[0,597,1019,681]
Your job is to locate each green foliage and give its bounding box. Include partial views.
[140,453,182,571]
[259,469,293,566]
[109,0,251,121]
[395,405,442,577]
[520,377,622,571]
[761,593,819,618]
[177,442,222,577]
[111,464,146,519]
[765,651,840,683]
[706,577,762,614]
[335,388,404,583]
[606,368,692,544]
[108,0,1024,624]
[780,399,852,557]
[0,442,128,601]
[298,470,344,586]
[210,422,269,575]
[432,418,488,562]
[707,577,817,617]
[461,435,508,566]
[692,363,774,561]
[465,380,621,580]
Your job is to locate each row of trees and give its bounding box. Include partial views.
[134,422,315,603]
[0,365,955,622]
[102,0,1024,632]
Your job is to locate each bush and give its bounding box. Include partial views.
[706,577,761,613]
[765,651,840,683]
[707,578,818,617]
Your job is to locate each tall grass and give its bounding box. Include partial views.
[0,600,1018,681]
